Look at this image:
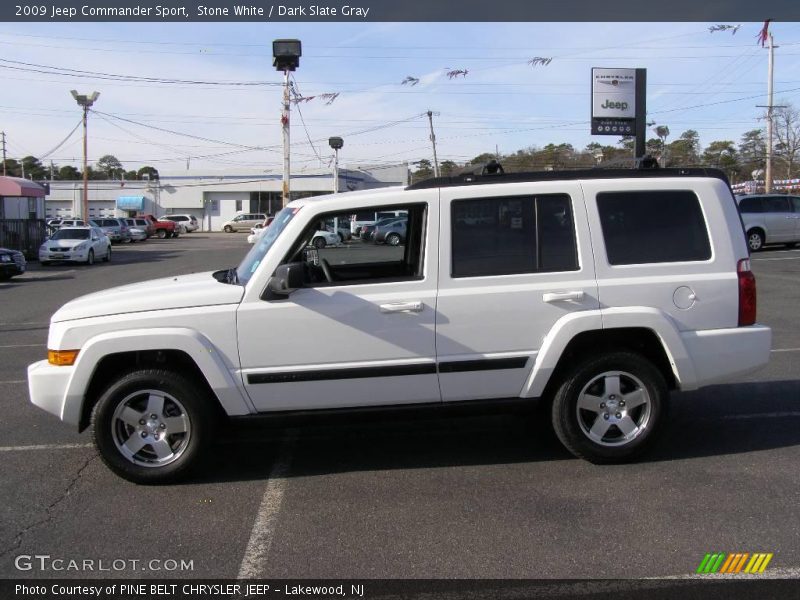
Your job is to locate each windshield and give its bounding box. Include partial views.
[236,206,299,285]
[51,229,90,240]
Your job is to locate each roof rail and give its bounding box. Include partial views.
[406,165,730,191]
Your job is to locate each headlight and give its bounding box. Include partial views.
[0,255,10,262]
[74,243,87,251]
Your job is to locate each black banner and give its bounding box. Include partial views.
[3,579,800,600]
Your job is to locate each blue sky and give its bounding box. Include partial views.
[0,21,798,174]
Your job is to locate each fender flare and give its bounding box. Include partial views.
[60,327,253,426]
[520,307,697,398]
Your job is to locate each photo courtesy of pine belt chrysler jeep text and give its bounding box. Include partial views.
[27,167,771,483]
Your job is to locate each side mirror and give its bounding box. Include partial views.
[266,262,305,297]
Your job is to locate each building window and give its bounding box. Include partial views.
[235,199,243,212]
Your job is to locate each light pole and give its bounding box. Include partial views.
[329,137,343,194]
[70,90,100,220]
[273,39,301,208]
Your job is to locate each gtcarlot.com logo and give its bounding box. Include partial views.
[697,552,773,574]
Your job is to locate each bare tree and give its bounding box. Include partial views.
[773,104,800,179]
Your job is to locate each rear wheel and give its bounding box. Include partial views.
[91,369,217,484]
[551,352,668,463]
[386,233,401,246]
[313,236,326,249]
[224,225,234,233]
[747,229,765,252]
[157,229,167,239]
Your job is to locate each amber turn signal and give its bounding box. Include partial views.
[48,349,80,366]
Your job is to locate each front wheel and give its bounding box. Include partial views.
[313,236,326,249]
[91,369,217,484]
[86,250,95,265]
[551,352,668,463]
[103,246,111,263]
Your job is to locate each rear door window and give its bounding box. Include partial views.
[763,196,790,213]
[597,190,711,265]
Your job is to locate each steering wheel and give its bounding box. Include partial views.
[320,258,334,283]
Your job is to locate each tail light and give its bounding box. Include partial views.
[737,258,757,326]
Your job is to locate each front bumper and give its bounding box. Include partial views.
[28,359,76,425]
[39,249,89,262]
[0,261,25,276]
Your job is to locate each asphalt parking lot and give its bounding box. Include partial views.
[1,234,799,580]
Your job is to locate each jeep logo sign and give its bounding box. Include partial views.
[592,68,636,119]
[601,99,628,111]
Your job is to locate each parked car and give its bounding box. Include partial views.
[350,209,407,237]
[252,216,276,230]
[27,166,771,483]
[360,217,404,242]
[325,219,352,242]
[39,226,112,265]
[126,217,154,238]
[373,218,407,246]
[736,194,800,251]
[222,213,267,233]
[124,219,148,242]
[0,247,26,280]
[139,214,178,239]
[310,229,341,249]
[160,214,199,232]
[94,218,132,244]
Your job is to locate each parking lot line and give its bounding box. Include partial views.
[0,380,26,384]
[752,256,800,261]
[0,344,45,349]
[237,432,296,579]
[0,443,93,452]
[771,348,800,353]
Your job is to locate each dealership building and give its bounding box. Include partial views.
[44,165,408,231]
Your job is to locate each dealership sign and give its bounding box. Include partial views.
[591,68,638,135]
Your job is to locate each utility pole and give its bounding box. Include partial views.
[765,31,776,193]
[1,131,6,176]
[427,111,440,178]
[281,69,291,206]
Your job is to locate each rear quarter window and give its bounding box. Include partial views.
[597,190,711,265]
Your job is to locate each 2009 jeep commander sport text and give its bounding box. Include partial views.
[28,167,771,483]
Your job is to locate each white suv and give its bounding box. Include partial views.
[27,167,771,483]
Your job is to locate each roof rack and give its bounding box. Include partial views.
[406,165,730,191]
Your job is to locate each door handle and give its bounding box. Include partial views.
[379,301,423,313]
[543,291,584,303]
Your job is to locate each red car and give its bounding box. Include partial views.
[139,214,178,239]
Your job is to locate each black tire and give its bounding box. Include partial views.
[86,250,95,266]
[337,232,345,243]
[386,233,401,246]
[0,273,10,281]
[747,229,765,252]
[313,236,326,249]
[157,229,167,239]
[551,351,668,464]
[786,242,797,249]
[103,246,111,263]
[40,261,51,266]
[171,231,180,238]
[91,369,217,484]
[223,225,234,233]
